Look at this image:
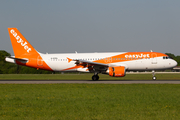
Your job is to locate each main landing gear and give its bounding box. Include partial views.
[152,70,156,80]
[92,73,99,81]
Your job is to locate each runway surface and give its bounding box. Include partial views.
[0,80,180,84]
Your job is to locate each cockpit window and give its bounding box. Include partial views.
[163,56,171,59]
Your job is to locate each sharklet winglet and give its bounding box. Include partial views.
[67,57,72,63]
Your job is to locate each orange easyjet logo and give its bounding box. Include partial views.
[10,29,31,53]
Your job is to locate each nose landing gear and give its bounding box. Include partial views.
[152,70,156,80]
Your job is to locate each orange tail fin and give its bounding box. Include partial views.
[7,28,52,71]
[8,28,38,58]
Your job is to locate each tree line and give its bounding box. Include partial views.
[0,50,179,74]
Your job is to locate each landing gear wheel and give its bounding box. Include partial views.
[92,75,99,81]
[152,76,156,80]
[152,70,156,80]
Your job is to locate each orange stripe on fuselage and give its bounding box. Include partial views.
[15,55,53,71]
[94,52,166,64]
[62,65,82,71]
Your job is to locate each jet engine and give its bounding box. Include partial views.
[108,66,126,77]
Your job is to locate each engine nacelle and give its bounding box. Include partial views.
[108,66,126,77]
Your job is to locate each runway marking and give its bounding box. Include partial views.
[0,80,180,84]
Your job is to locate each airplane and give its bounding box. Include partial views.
[5,28,177,80]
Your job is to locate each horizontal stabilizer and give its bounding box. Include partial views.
[5,56,28,64]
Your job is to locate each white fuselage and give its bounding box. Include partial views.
[40,52,177,72]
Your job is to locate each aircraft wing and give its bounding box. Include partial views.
[75,59,108,67]
[67,57,128,73]
[73,59,109,73]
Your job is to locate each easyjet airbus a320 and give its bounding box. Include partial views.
[5,28,177,80]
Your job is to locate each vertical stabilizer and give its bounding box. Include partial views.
[7,28,52,71]
[8,28,38,58]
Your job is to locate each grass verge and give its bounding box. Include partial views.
[0,84,180,120]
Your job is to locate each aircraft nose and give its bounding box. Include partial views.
[171,60,177,67]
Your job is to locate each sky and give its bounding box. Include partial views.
[0,0,180,55]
